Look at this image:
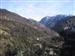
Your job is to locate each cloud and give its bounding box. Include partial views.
[1,0,74,21]
[13,1,74,21]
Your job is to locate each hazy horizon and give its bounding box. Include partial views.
[0,0,75,21]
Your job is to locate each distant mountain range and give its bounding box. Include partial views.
[40,15,75,32]
[0,9,62,56]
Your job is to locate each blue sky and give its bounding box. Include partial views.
[0,0,75,21]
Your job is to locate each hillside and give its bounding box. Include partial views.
[59,20,75,56]
[0,9,63,56]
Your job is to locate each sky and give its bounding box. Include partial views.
[0,0,75,21]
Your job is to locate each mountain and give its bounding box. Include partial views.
[40,15,75,32]
[0,9,63,56]
[40,15,67,28]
